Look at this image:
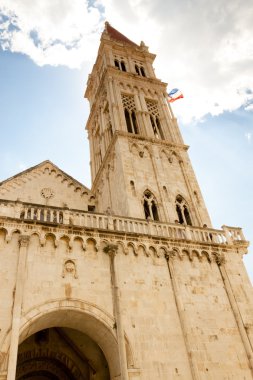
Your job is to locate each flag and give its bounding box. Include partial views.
[167,88,184,103]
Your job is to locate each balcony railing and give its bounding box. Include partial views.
[0,201,246,245]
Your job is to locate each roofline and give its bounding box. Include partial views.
[0,160,91,192]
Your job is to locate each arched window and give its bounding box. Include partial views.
[130,180,136,196]
[115,59,127,72]
[150,115,164,139]
[143,190,159,221]
[122,94,139,135]
[135,64,140,75]
[146,100,165,140]
[175,195,192,225]
[114,59,120,69]
[121,61,126,72]
[135,64,146,77]
[140,66,146,77]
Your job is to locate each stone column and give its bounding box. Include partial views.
[165,251,200,380]
[215,252,253,374]
[104,244,129,380]
[7,235,29,380]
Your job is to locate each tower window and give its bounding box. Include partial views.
[121,61,126,72]
[124,109,138,134]
[146,99,165,140]
[143,190,159,221]
[114,59,127,72]
[140,66,146,77]
[150,115,164,139]
[175,195,192,225]
[122,94,139,135]
[130,180,136,196]
[135,64,146,77]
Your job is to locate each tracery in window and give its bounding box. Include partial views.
[146,99,165,139]
[143,190,159,221]
[175,195,192,225]
[121,94,139,134]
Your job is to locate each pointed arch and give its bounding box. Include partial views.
[175,195,192,226]
[143,189,159,221]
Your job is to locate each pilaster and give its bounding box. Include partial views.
[7,235,29,380]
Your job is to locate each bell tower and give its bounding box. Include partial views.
[85,22,211,227]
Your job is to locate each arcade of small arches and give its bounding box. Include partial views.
[0,226,224,264]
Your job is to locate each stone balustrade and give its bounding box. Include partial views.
[0,200,246,245]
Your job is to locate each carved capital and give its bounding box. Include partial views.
[165,250,176,261]
[103,243,118,258]
[19,235,30,248]
[214,252,226,266]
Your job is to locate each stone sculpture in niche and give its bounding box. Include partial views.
[62,259,78,279]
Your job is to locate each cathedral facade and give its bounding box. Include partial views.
[0,23,253,380]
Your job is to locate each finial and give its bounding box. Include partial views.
[140,40,149,51]
[104,21,109,33]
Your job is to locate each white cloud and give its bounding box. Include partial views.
[1,0,253,121]
[101,0,253,122]
[0,0,103,68]
[245,104,253,112]
[245,132,252,142]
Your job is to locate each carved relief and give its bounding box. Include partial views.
[41,187,55,199]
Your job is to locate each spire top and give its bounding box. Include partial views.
[103,22,138,47]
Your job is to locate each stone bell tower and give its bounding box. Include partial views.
[85,22,211,227]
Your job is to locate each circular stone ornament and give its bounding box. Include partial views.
[41,188,55,199]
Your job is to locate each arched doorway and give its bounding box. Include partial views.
[2,300,126,380]
[16,327,109,380]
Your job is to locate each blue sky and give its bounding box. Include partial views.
[0,0,252,280]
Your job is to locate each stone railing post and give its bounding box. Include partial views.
[221,225,233,245]
[184,225,192,240]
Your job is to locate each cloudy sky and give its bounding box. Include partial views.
[0,0,252,279]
